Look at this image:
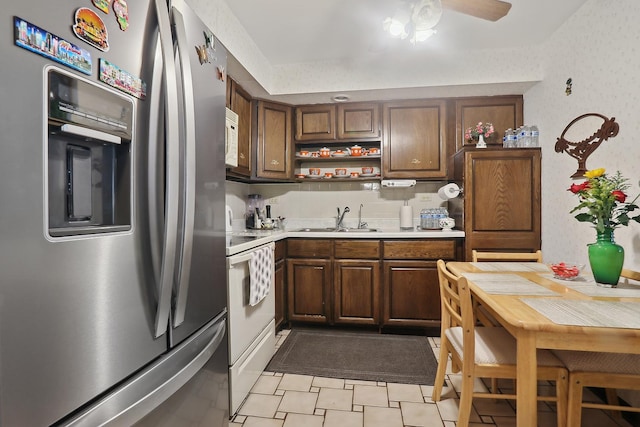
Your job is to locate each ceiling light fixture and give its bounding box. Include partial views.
[331,94,351,102]
[383,0,442,44]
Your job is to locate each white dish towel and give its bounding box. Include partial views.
[249,245,273,306]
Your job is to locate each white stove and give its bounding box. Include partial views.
[226,233,276,415]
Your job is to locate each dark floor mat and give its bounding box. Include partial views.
[266,328,438,385]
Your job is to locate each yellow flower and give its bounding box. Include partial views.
[584,168,606,179]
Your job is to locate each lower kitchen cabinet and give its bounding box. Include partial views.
[274,240,287,330]
[382,261,440,327]
[333,260,380,325]
[381,239,460,328]
[287,258,332,323]
[285,238,460,329]
[286,239,333,324]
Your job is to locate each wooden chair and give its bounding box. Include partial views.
[431,259,568,427]
[621,267,640,282]
[552,350,640,426]
[472,249,543,262]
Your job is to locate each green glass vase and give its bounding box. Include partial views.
[588,227,624,287]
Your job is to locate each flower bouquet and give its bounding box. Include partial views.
[568,168,640,232]
[568,168,640,285]
[465,122,494,148]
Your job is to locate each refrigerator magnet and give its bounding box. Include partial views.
[92,0,110,14]
[113,0,129,31]
[195,44,209,65]
[13,16,92,75]
[72,7,109,51]
[99,58,147,99]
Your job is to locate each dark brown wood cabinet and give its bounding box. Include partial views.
[295,104,336,141]
[333,240,381,325]
[382,240,458,328]
[274,240,287,330]
[255,100,293,180]
[295,102,380,142]
[227,79,253,178]
[382,99,447,179]
[285,237,461,328]
[286,239,332,324]
[452,147,541,261]
[453,95,523,151]
[336,103,380,140]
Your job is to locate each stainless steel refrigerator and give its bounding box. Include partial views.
[0,1,229,425]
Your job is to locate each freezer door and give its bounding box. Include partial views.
[0,1,171,426]
[169,3,228,346]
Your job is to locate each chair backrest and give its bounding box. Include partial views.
[621,268,640,282]
[436,259,475,341]
[472,250,542,262]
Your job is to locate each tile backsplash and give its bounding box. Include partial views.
[226,180,452,230]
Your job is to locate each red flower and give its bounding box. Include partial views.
[612,190,627,203]
[568,181,590,194]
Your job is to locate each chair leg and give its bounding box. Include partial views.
[555,371,568,427]
[604,388,622,420]
[431,341,450,402]
[457,373,475,427]
[566,376,584,427]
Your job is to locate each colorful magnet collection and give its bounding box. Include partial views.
[72,7,109,51]
[14,16,92,75]
[14,0,222,99]
[100,58,146,99]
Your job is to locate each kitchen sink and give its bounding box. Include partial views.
[293,227,380,232]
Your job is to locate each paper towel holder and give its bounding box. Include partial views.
[437,183,463,200]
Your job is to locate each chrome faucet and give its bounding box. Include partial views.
[358,204,368,229]
[336,206,350,230]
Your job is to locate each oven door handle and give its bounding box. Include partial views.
[227,242,275,268]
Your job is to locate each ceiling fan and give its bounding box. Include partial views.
[384,0,512,44]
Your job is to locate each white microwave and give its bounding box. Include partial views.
[225,107,239,167]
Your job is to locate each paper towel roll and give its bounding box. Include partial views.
[438,183,461,200]
[400,205,413,229]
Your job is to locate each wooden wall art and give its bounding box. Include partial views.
[554,113,619,178]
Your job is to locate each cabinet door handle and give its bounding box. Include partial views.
[411,158,421,164]
[270,159,280,165]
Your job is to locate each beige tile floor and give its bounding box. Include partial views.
[231,329,633,427]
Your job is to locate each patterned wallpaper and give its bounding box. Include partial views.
[525,0,640,271]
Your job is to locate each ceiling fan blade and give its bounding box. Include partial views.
[441,0,512,21]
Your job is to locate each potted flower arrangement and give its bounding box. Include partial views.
[568,168,640,285]
[464,122,494,148]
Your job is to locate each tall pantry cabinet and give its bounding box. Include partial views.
[451,147,541,261]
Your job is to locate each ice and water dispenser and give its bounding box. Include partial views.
[46,68,132,237]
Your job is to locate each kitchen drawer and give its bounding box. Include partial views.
[287,239,332,258]
[383,240,456,260]
[334,240,380,259]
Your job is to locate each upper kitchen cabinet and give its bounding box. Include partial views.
[451,146,541,261]
[336,103,380,140]
[454,95,523,151]
[227,79,253,178]
[295,102,380,142]
[382,99,447,179]
[255,100,293,180]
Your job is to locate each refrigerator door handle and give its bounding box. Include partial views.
[60,312,227,427]
[171,8,196,327]
[152,0,181,338]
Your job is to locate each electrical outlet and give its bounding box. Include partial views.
[418,194,433,202]
[268,197,279,204]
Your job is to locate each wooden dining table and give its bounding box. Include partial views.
[446,261,640,427]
